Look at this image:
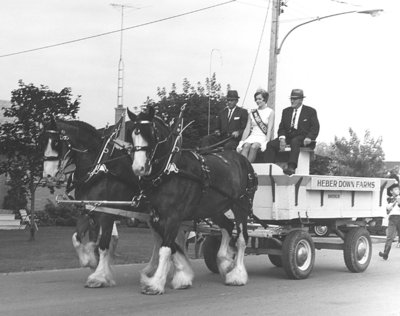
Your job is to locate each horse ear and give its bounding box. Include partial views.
[127,108,137,121]
[147,106,155,120]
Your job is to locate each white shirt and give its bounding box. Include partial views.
[291,104,303,130]
[388,198,400,216]
[279,104,303,140]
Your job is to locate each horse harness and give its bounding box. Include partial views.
[44,123,136,195]
[131,113,259,220]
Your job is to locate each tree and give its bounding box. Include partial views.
[312,129,386,177]
[150,74,226,148]
[331,129,386,177]
[0,80,80,240]
[310,142,333,175]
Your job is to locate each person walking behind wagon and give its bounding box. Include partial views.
[379,183,400,260]
[237,89,274,162]
[265,89,319,175]
[200,90,248,150]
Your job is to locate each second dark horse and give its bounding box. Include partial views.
[127,106,258,295]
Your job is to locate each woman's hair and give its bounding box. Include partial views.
[254,89,269,102]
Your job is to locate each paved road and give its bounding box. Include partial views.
[1,242,400,316]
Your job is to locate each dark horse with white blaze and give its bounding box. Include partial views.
[126,106,258,295]
[42,119,141,287]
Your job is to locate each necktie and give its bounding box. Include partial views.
[291,109,297,129]
[228,109,233,121]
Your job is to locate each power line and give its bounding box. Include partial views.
[0,0,236,58]
[328,0,361,7]
[242,0,271,106]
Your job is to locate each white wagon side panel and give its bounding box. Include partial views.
[252,163,391,221]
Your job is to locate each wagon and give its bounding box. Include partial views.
[56,148,393,280]
[200,149,394,279]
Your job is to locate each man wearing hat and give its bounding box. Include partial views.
[201,90,248,150]
[265,89,320,175]
[379,182,400,260]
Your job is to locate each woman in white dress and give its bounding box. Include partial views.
[237,89,274,162]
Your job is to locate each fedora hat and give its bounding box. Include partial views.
[227,90,240,100]
[290,89,305,99]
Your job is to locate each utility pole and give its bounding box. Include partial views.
[111,3,140,139]
[267,0,281,112]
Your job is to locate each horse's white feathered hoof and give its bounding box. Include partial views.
[171,270,193,290]
[225,267,248,286]
[85,275,116,288]
[72,233,99,269]
[140,274,166,295]
[141,284,165,295]
[217,257,234,276]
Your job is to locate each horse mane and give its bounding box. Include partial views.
[58,119,101,140]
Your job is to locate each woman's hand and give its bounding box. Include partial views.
[237,140,244,152]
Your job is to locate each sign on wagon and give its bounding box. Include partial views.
[309,176,379,191]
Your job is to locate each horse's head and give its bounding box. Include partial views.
[127,106,160,177]
[42,119,71,181]
[42,119,99,183]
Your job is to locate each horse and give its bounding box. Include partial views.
[42,119,141,287]
[42,118,188,289]
[126,106,258,295]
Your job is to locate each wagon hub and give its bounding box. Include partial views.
[295,240,312,270]
[356,237,368,262]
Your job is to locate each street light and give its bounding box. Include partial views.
[266,3,383,135]
[276,9,383,55]
[208,48,223,135]
[267,6,383,112]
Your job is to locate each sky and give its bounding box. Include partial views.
[0,0,398,160]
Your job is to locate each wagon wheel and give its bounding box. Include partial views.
[282,230,315,279]
[202,235,221,274]
[343,227,372,273]
[312,225,331,237]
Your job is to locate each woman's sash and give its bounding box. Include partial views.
[251,109,268,135]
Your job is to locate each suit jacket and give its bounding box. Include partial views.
[278,105,319,140]
[216,106,248,138]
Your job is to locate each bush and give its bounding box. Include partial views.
[44,199,80,226]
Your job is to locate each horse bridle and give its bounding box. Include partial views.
[43,129,88,179]
[130,120,170,165]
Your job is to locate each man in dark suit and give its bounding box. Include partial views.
[201,90,248,150]
[265,89,319,175]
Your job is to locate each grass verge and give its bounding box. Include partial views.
[0,226,154,273]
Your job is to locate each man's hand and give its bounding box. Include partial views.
[231,131,240,138]
[214,130,221,136]
[304,138,312,146]
[279,138,286,151]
